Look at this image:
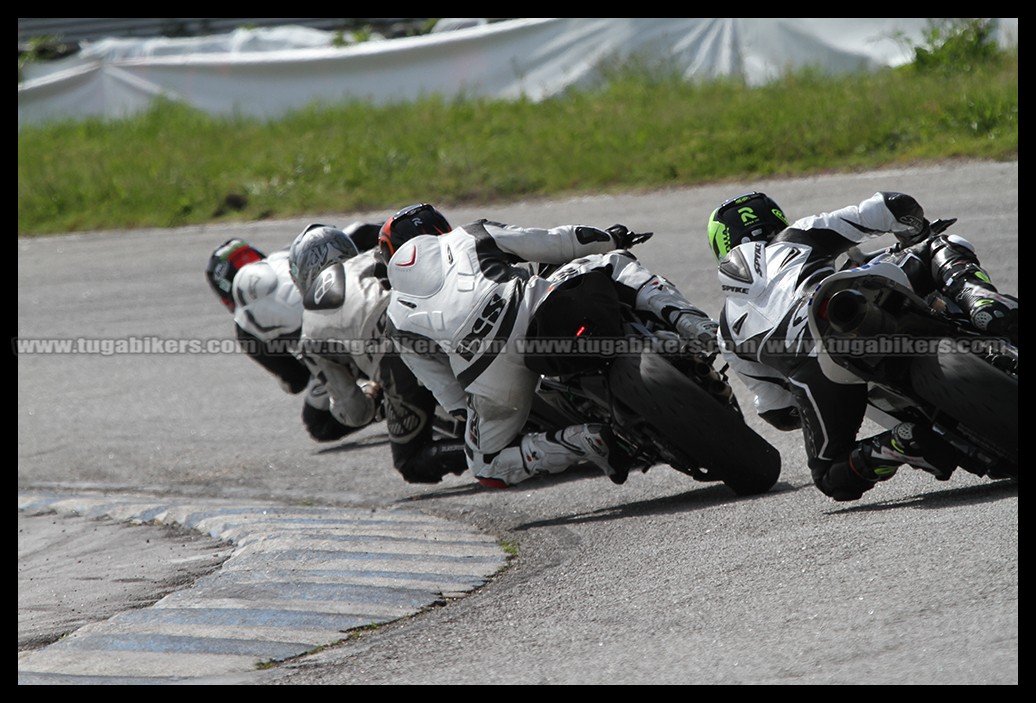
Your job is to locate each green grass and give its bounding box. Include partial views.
[17,33,1017,237]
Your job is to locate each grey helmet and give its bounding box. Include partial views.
[288,223,360,294]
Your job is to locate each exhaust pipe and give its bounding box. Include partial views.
[826,289,898,337]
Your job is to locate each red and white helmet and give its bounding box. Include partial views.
[206,238,266,311]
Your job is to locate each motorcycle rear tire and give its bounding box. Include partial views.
[608,349,782,495]
[910,343,1018,472]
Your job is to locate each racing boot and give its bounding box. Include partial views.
[640,278,718,357]
[961,289,1018,344]
[851,421,959,482]
[611,254,719,356]
[930,235,1019,344]
[522,424,636,485]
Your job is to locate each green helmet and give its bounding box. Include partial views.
[707,192,789,260]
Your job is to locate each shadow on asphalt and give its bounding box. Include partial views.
[399,464,801,513]
[312,434,391,454]
[398,462,615,503]
[510,480,798,530]
[827,478,1018,514]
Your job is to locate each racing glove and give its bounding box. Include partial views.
[606,224,653,250]
[673,312,720,358]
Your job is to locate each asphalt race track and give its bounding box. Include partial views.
[18,161,1018,685]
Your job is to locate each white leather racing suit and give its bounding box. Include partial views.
[299,249,389,428]
[299,249,467,483]
[717,191,1007,500]
[231,249,344,441]
[386,219,716,488]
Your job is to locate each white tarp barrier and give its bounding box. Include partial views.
[18,18,1019,128]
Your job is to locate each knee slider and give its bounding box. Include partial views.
[397,441,467,484]
[302,402,352,442]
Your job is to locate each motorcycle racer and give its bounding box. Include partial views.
[380,203,719,489]
[288,222,469,484]
[205,222,381,442]
[707,191,1019,501]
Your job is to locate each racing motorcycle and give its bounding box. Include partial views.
[809,218,1018,481]
[518,237,782,497]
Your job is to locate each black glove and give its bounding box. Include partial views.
[606,224,653,250]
